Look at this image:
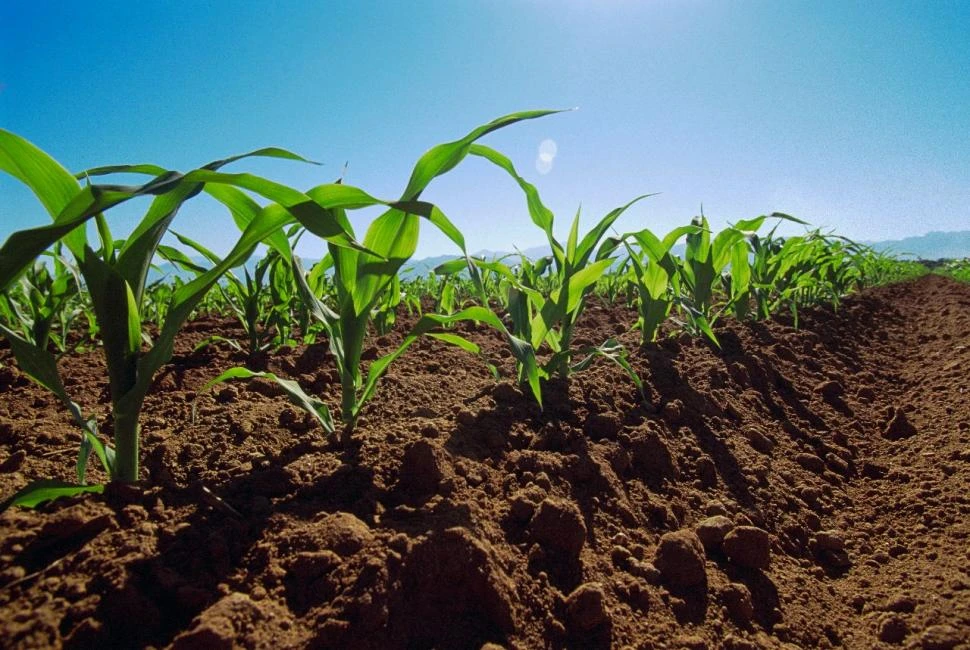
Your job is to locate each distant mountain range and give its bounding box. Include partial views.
[864,231,970,260]
[150,230,970,283]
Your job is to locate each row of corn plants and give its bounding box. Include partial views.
[0,112,928,510]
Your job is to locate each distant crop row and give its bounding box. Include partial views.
[936,258,970,283]
[0,112,926,511]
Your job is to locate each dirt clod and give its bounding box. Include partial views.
[878,613,908,644]
[564,582,611,634]
[722,526,771,570]
[654,529,707,589]
[720,582,755,625]
[883,407,918,440]
[695,515,735,552]
[528,498,587,561]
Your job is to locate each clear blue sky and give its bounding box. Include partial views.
[2,0,968,259]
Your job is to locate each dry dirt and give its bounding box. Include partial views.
[0,274,968,649]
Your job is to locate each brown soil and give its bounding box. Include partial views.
[1,274,968,650]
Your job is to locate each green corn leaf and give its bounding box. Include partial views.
[77,251,140,402]
[468,144,557,249]
[172,231,224,266]
[0,185,131,291]
[201,368,334,434]
[570,338,644,397]
[402,110,567,201]
[566,207,581,262]
[116,185,203,301]
[434,258,468,275]
[575,194,656,268]
[565,258,614,312]
[0,129,87,255]
[358,306,541,411]
[182,170,367,253]
[78,424,114,484]
[426,332,482,354]
[78,147,317,179]
[0,480,105,512]
[156,245,209,274]
[205,184,292,258]
[393,200,469,252]
[712,227,749,272]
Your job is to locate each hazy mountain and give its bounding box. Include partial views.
[864,231,970,260]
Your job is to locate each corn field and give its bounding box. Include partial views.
[0,114,929,507]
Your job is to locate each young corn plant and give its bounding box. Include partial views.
[160,233,297,361]
[204,111,558,445]
[0,128,403,508]
[601,224,698,345]
[675,213,804,343]
[0,242,82,355]
[453,145,652,398]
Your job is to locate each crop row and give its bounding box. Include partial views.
[0,111,926,510]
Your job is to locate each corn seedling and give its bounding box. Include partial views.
[0,242,82,355]
[0,128,386,507]
[204,111,558,445]
[450,145,652,398]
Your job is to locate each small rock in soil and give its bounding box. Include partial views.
[705,501,730,516]
[673,634,708,650]
[564,582,611,634]
[815,379,844,403]
[879,594,918,613]
[695,516,734,552]
[720,582,755,625]
[171,592,292,650]
[824,452,851,475]
[663,399,684,423]
[722,526,771,570]
[722,634,759,650]
[742,427,775,454]
[630,426,680,481]
[585,412,622,440]
[0,449,26,472]
[317,512,374,556]
[882,407,917,440]
[795,452,826,474]
[509,492,537,523]
[877,613,908,644]
[528,498,587,561]
[492,382,521,404]
[653,529,707,589]
[861,460,889,478]
[812,529,846,552]
[696,455,717,488]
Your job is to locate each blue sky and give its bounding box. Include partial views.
[2,0,968,259]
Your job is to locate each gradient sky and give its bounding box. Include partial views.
[2,0,968,259]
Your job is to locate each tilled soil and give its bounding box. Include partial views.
[0,274,968,649]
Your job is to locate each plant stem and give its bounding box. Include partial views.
[113,408,140,483]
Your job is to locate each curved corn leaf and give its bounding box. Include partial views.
[0,129,86,255]
[358,306,541,412]
[402,109,567,201]
[200,368,334,434]
[0,480,105,512]
[469,144,557,251]
[570,338,644,397]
